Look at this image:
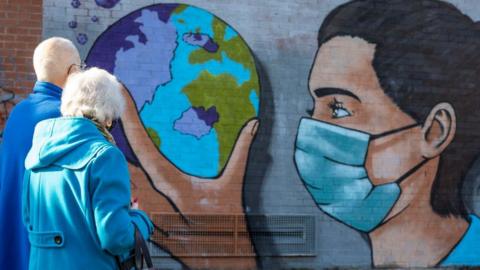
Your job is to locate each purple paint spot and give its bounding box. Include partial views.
[76,33,88,45]
[174,108,214,139]
[71,0,81,8]
[95,0,121,9]
[68,20,77,29]
[183,33,219,53]
[91,16,99,23]
[203,40,219,53]
[192,106,219,127]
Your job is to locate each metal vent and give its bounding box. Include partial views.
[150,213,255,257]
[149,213,315,257]
[248,214,315,256]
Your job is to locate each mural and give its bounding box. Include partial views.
[40,0,480,268]
[85,3,260,269]
[295,0,480,267]
[69,0,121,45]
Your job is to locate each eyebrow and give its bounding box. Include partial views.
[313,87,361,102]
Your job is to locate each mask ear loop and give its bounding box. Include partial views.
[394,158,430,184]
[370,122,430,185]
[370,123,421,140]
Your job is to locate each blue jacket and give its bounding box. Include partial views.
[0,82,62,270]
[22,117,153,270]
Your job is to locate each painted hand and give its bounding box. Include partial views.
[121,86,258,213]
[121,87,259,269]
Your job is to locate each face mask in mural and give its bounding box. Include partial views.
[294,117,429,232]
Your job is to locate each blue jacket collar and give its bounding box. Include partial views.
[33,81,62,99]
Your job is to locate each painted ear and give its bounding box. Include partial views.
[421,102,456,158]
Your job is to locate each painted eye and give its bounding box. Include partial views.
[332,107,351,118]
[329,98,351,119]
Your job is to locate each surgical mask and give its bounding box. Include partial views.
[294,117,428,232]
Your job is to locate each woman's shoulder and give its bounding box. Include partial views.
[90,141,126,163]
[54,140,124,171]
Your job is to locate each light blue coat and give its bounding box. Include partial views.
[22,117,153,270]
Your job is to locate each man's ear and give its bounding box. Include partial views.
[105,119,113,128]
[421,102,456,158]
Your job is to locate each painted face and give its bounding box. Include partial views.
[307,36,425,186]
[293,36,436,231]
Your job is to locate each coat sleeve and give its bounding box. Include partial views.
[89,146,153,256]
[22,170,31,229]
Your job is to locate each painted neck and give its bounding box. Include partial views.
[369,157,468,267]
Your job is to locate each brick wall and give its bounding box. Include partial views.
[0,0,43,129]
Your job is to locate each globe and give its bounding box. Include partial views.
[86,4,260,178]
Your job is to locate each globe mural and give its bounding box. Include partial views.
[86,4,260,177]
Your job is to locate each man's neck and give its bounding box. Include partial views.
[369,160,468,267]
[38,79,64,90]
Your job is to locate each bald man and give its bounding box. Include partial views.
[0,37,81,270]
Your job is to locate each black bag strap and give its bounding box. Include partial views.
[134,224,153,269]
[116,224,154,270]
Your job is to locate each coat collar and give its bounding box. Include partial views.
[33,81,62,99]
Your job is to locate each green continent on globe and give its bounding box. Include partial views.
[146,127,161,148]
[173,4,188,15]
[182,71,256,171]
[186,17,259,172]
[189,17,259,98]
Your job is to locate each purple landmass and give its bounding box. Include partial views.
[85,4,179,163]
[192,106,219,127]
[113,9,177,108]
[91,16,99,22]
[203,39,219,53]
[182,33,219,53]
[174,108,214,139]
[85,4,178,74]
[95,0,121,9]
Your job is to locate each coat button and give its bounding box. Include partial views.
[54,235,62,245]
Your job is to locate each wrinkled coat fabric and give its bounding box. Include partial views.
[22,117,153,270]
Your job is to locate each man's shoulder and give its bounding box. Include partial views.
[8,94,60,121]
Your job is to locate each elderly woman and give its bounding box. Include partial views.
[22,67,153,270]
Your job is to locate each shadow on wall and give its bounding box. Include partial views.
[243,56,278,265]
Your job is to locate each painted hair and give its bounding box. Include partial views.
[61,67,125,123]
[317,0,480,218]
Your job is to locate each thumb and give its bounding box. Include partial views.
[220,118,259,183]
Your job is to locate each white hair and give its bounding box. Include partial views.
[61,67,125,123]
[33,37,80,83]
